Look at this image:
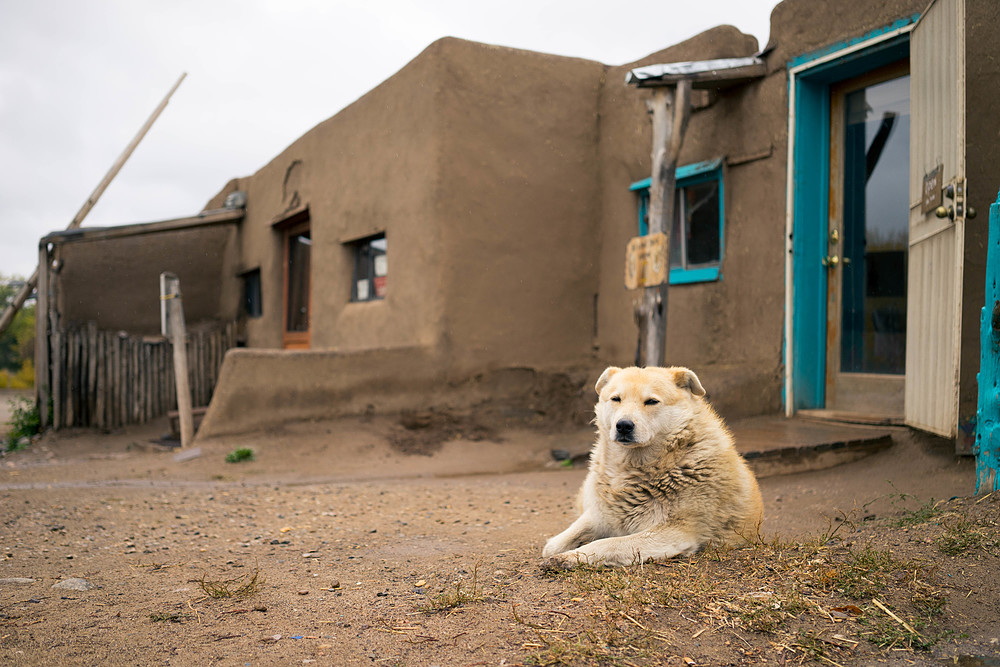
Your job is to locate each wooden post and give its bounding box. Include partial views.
[35,243,50,428]
[161,273,194,448]
[636,80,692,367]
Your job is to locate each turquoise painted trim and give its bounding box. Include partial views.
[787,15,920,70]
[789,77,830,410]
[631,158,724,285]
[628,157,724,191]
[671,266,719,285]
[788,19,913,411]
[975,189,1000,493]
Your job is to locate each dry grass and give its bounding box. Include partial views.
[420,562,483,613]
[196,568,265,600]
[520,494,999,666]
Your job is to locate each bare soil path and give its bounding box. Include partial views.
[0,416,996,666]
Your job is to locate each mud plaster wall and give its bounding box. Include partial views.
[209,38,607,378]
[52,225,240,334]
[959,0,1000,448]
[432,38,605,377]
[223,44,446,353]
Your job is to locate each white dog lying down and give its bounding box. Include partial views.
[542,366,763,568]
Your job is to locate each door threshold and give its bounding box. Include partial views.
[796,409,905,427]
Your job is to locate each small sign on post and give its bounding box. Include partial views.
[625,233,669,290]
[160,273,194,448]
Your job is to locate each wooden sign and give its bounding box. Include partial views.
[921,164,943,214]
[625,233,669,290]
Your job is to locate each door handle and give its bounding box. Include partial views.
[822,255,840,267]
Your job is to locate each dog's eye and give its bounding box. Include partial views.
[610,396,621,403]
[644,398,660,406]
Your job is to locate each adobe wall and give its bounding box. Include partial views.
[52,224,240,334]
[959,0,1000,450]
[220,43,449,353]
[431,38,606,378]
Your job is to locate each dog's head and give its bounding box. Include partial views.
[594,366,706,447]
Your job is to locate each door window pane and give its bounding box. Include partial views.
[286,229,311,332]
[840,75,909,374]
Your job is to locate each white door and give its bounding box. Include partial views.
[905,0,966,437]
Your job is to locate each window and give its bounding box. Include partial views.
[241,268,262,318]
[350,234,387,302]
[630,158,724,284]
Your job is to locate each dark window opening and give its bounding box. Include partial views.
[350,234,387,302]
[241,268,262,318]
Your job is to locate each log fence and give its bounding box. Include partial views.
[48,321,236,430]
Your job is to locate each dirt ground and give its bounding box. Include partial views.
[1,410,998,666]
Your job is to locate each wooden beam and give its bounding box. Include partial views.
[43,208,242,246]
[636,80,692,367]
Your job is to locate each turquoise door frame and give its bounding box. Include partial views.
[785,17,918,414]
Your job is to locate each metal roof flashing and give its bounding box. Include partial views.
[626,56,766,89]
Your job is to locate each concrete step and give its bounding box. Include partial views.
[731,415,895,478]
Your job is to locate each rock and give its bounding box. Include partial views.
[173,447,202,463]
[52,578,94,591]
[0,578,36,585]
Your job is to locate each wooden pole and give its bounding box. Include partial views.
[0,73,187,338]
[636,80,692,367]
[161,273,194,448]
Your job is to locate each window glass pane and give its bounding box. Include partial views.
[286,231,310,331]
[840,76,909,374]
[684,180,720,266]
[351,234,387,301]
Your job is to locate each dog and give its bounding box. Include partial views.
[542,365,763,568]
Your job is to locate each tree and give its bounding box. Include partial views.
[0,275,35,373]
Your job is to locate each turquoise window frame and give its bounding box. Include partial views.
[785,16,917,412]
[630,158,724,285]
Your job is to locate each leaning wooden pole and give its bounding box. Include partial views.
[0,72,187,338]
[637,79,691,367]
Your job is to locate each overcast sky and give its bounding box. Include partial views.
[0,0,778,279]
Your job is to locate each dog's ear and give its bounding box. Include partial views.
[595,367,621,395]
[675,368,706,397]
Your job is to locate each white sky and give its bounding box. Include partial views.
[0,0,778,279]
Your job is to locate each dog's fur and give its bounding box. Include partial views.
[542,366,763,568]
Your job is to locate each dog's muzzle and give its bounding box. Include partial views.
[613,418,636,443]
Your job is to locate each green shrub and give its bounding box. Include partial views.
[5,395,40,451]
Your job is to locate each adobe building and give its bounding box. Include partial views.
[36,0,997,453]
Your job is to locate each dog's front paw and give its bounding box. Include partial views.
[540,550,591,572]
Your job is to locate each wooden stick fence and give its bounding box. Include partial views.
[49,321,236,430]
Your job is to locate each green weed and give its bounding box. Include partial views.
[225,447,255,463]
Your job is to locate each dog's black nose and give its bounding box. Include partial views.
[616,419,635,435]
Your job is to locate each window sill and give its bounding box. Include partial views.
[669,266,720,285]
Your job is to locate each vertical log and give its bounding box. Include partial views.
[637,80,691,368]
[87,322,98,426]
[161,274,194,447]
[35,244,50,427]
